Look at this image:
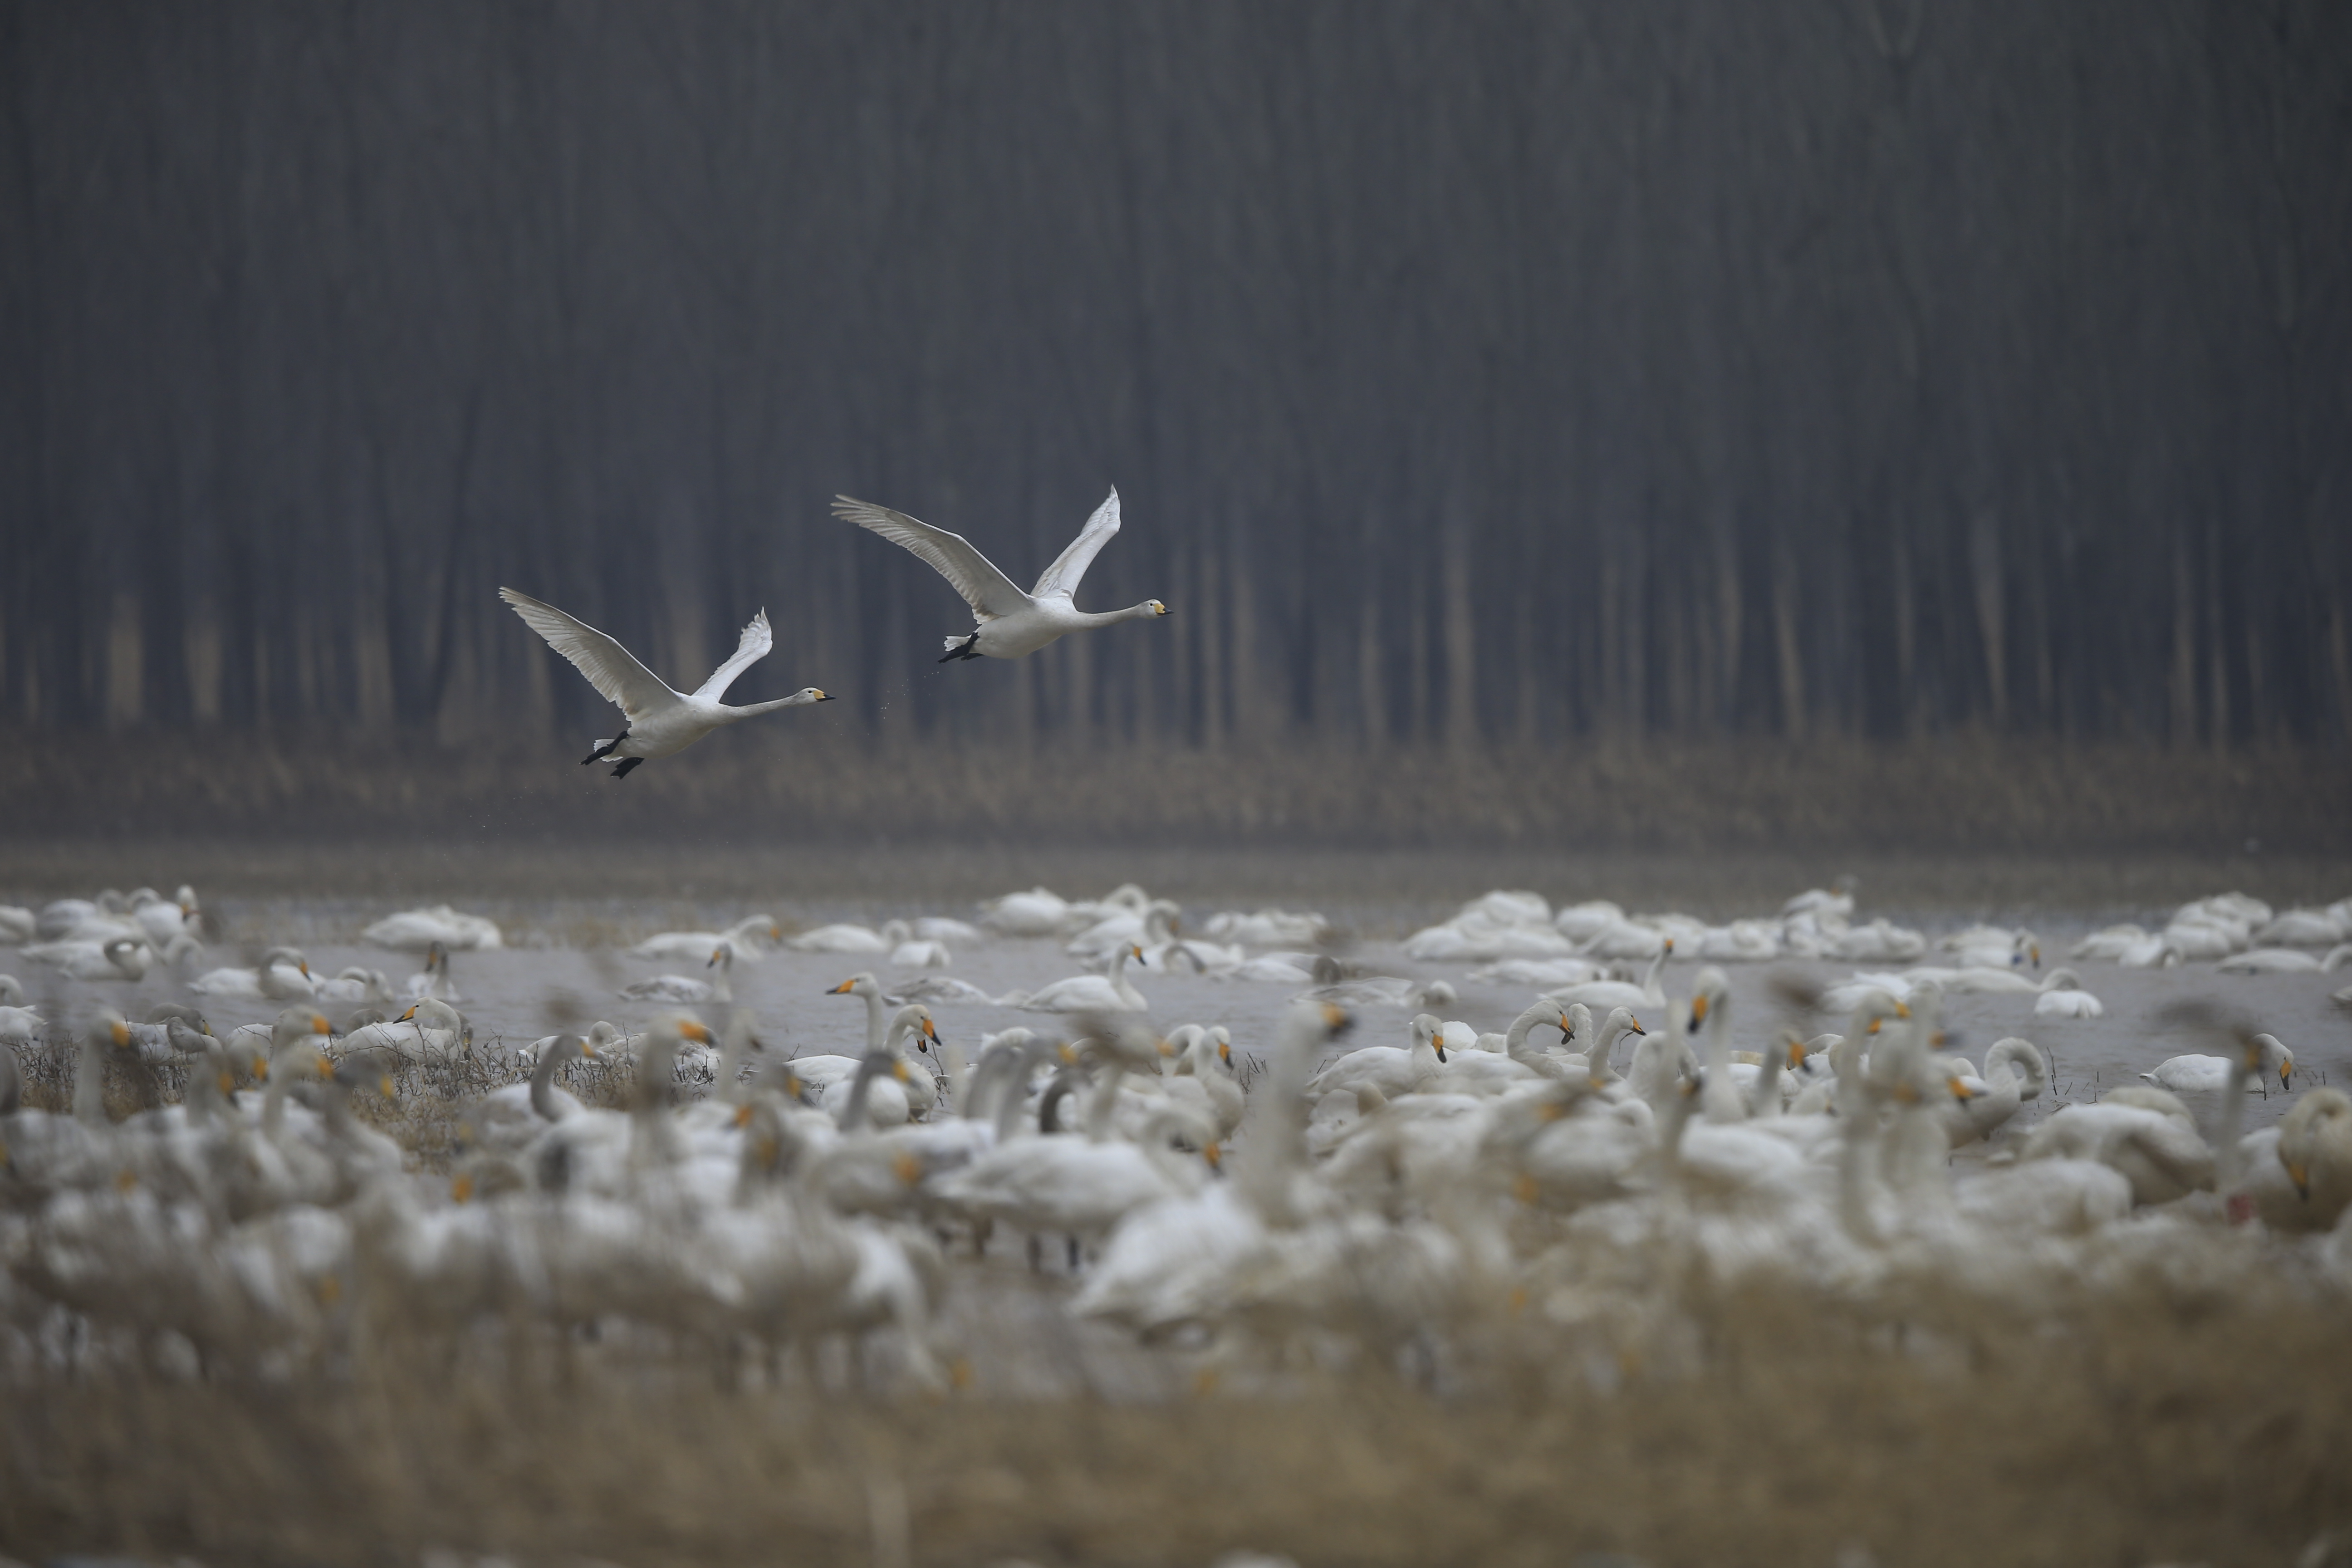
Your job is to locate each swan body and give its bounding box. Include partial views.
[2021,1099,2214,1206]
[1829,919,1927,963]
[1544,941,1673,1014]
[500,588,832,776]
[789,922,896,955]
[2219,944,2352,975]
[619,973,712,1004]
[2142,1035,2294,1095]
[2253,907,2351,947]
[980,888,1072,937]
[1939,1037,2046,1147]
[190,947,315,999]
[314,968,394,1006]
[1939,925,2039,970]
[1306,1014,1448,1104]
[1009,943,1148,1013]
[2249,1088,2352,1231]
[834,490,1166,661]
[632,915,780,962]
[28,936,154,982]
[1468,956,1602,988]
[1201,908,1330,947]
[1696,921,1784,962]
[361,906,503,952]
[2033,971,2104,1018]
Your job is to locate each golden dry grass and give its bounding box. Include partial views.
[4,1271,2348,1568]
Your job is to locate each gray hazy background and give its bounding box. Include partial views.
[4,1,2349,853]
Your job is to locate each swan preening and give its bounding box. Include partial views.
[500,588,833,776]
[833,490,1167,661]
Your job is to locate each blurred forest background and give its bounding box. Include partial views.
[3,1,2349,850]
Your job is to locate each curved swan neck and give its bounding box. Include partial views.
[529,1037,578,1122]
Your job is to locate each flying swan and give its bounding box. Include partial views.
[832,490,1168,661]
[499,588,833,777]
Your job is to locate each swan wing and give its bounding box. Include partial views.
[691,607,773,701]
[1029,488,1121,601]
[499,589,682,722]
[833,496,1030,622]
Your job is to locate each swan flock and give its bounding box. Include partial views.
[3,872,2347,1424]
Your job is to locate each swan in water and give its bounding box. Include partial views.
[2219,944,2352,975]
[1544,939,1674,1013]
[499,588,833,777]
[632,914,781,963]
[402,941,461,1002]
[2142,1033,2294,1094]
[27,936,157,982]
[1005,943,1150,1013]
[981,887,1074,937]
[191,946,313,999]
[314,968,395,1006]
[833,489,1167,662]
[1937,1037,2047,1146]
[361,906,503,952]
[2031,969,2104,1018]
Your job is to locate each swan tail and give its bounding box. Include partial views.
[939,633,982,662]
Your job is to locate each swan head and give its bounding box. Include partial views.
[828,972,881,998]
[1411,1013,1447,1063]
[794,687,834,704]
[2250,1032,2294,1091]
[1147,600,1168,616]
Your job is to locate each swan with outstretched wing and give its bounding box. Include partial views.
[833,489,1168,661]
[500,589,833,777]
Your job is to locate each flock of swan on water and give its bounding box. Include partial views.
[2,873,2348,1392]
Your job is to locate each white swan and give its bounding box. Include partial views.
[1828,919,1927,963]
[784,1004,939,1130]
[2219,944,2352,975]
[980,887,1073,936]
[2142,1032,2294,1094]
[401,941,461,1001]
[2253,907,2351,947]
[499,588,833,777]
[1544,939,1673,1013]
[191,946,313,999]
[631,914,780,963]
[1305,1012,1449,1104]
[2021,1093,2215,1206]
[834,490,1166,662]
[1007,943,1149,1013]
[27,935,155,982]
[1939,1037,2047,1147]
[2031,969,2104,1018]
[361,905,503,952]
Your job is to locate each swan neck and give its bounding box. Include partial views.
[528,1043,567,1122]
[838,1052,887,1133]
[1085,1061,1125,1142]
